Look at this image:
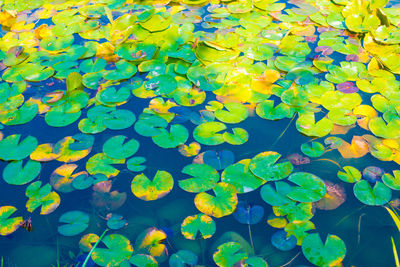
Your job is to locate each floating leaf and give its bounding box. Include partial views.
[0,206,23,236]
[271,230,297,251]
[57,210,89,236]
[152,124,189,149]
[221,159,265,194]
[203,150,234,171]
[337,166,361,183]
[92,234,133,266]
[302,233,346,267]
[316,181,346,210]
[179,164,219,193]
[363,166,384,183]
[181,213,216,240]
[103,135,139,160]
[213,242,248,267]
[135,228,167,258]
[169,250,198,267]
[3,159,41,185]
[131,171,174,201]
[193,121,226,146]
[194,182,238,218]
[249,151,293,181]
[86,153,125,178]
[232,201,264,225]
[26,181,60,215]
[287,172,327,203]
[260,181,292,206]
[353,180,392,206]
[383,170,400,190]
[301,142,325,158]
[0,134,37,161]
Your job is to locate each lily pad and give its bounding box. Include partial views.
[232,201,264,225]
[194,182,238,218]
[92,234,134,266]
[213,242,248,267]
[179,164,219,193]
[3,159,41,185]
[300,142,325,158]
[0,134,37,161]
[249,151,293,181]
[169,250,198,267]
[302,233,346,267]
[181,213,216,240]
[287,172,327,203]
[271,230,297,251]
[353,180,392,206]
[382,170,400,190]
[131,171,174,201]
[57,210,89,236]
[0,206,23,236]
[103,135,139,160]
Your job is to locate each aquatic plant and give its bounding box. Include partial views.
[0,0,399,265]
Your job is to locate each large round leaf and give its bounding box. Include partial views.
[57,210,89,236]
[0,206,23,236]
[353,180,392,206]
[287,172,327,203]
[193,121,226,146]
[3,159,41,185]
[194,182,238,218]
[249,151,293,181]
[179,164,219,193]
[0,134,37,161]
[131,171,174,201]
[103,135,139,160]
[302,233,346,266]
[92,234,134,266]
[181,213,216,240]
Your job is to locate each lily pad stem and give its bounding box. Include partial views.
[248,224,255,253]
[82,229,109,267]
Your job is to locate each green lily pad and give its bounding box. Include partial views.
[221,159,265,193]
[152,124,189,149]
[129,254,157,267]
[25,181,60,215]
[302,233,346,267]
[145,74,177,95]
[134,113,168,137]
[0,134,37,161]
[213,242,248,267]
[222,128,249,145]
[193,121,227,146]
[107,214,127,230]
[287,172,327,203]
[2,101,38,126]
[300,142,325,158]
[337,166,361,183]
[181,213,216,240]
[3,159,41,185]
[382,170,400,190]
[260,181,292,206]
[131,171,174,201]
[273,202,314,222]
[194,182,238,218]
[0,206,23,236]
[103,135,139,160]
[126,157,147,172]
[103,109,136,130]
[249,151,293,181]
[86,153,125,178]
[214,102,249,124]
[57,210,89,236]
[179,164,219,193]
[169,250,198,267]
[296,113,333,137]
[353,180,392,206]
[256,100,291,120]
[92,234,134,266]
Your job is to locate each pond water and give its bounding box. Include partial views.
[0,0,400,266]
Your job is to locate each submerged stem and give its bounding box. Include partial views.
[248,224,255,253]
[312,158,342,169]
[357,213,366,246]
[82,229,109,267]
[280,251,300,267]
[271,113,297,148]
